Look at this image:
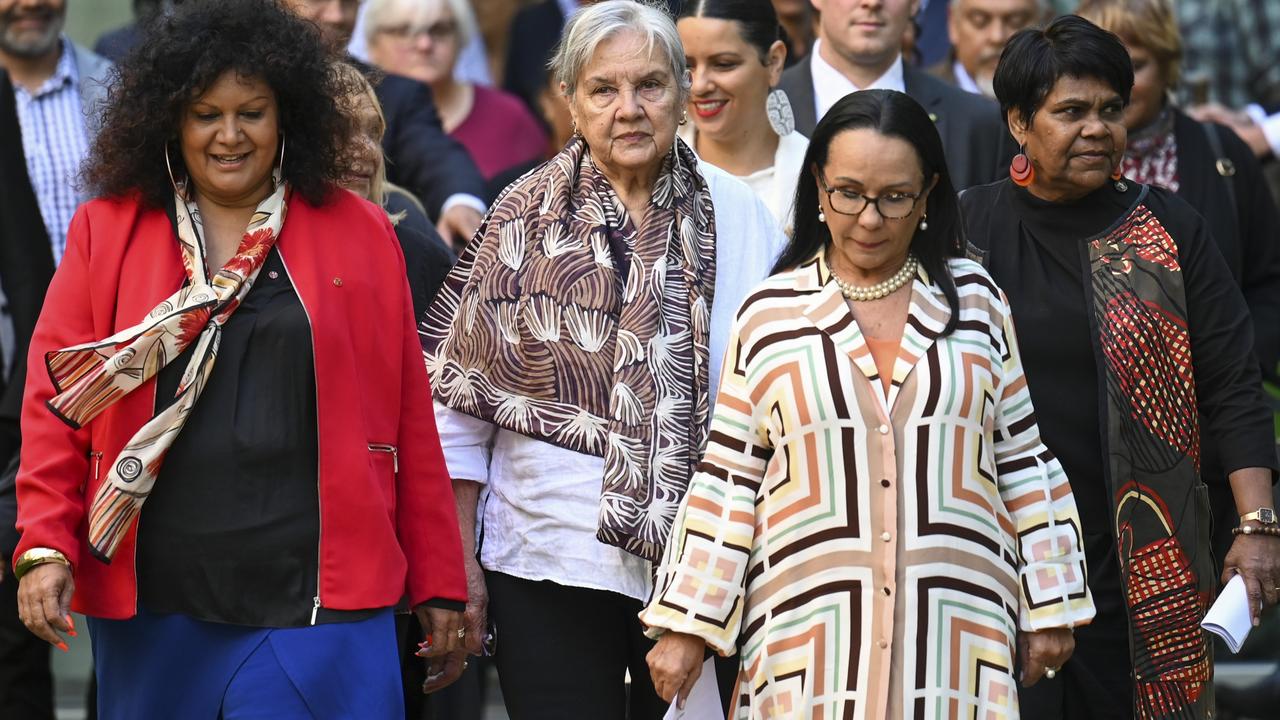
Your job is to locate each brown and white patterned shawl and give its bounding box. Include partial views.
[421,136,716,562]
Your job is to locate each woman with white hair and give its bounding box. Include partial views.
[418,1,786,715]
[364,0,547,186]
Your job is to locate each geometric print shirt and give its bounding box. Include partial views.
[13,37,89,265]
[642,257,1095,719]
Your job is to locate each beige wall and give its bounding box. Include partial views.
[65,0,135,50]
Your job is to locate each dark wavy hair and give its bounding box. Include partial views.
[83,0,355,207]
[994,15,1134,126]
[772,90,965,336]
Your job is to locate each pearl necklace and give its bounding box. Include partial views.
[829,255,919,301]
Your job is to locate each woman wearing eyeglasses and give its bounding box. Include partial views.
[642,90,1095,717]
[363,0,547,191]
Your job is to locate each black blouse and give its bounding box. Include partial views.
[137,248,364,627]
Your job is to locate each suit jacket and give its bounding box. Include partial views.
[925,57,959,87]
[778,54,1016,189]
[350,58,485,219]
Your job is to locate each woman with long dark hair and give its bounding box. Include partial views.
[643,89,1094,717]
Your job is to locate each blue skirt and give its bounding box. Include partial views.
[88,609,403,720]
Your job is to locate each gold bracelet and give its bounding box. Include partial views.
[1232,524,1280,538]
[13,548,71,580]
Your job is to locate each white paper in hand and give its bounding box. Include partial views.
[1202,574,1253,653]
[664,657,725,720]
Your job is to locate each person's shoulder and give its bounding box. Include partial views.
[299,187,392,233]
[701,160,784,243]
[70,41,112,80]
[946,257,1002,298]
[735,262,819,323]
[1140,183,1208,232]
[906,67,999,119]
[474,86,543,128]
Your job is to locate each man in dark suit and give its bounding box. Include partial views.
[284,0,488,245]
[0,68,58,720]
[778,0,1016,189]
[924,0,1043,99]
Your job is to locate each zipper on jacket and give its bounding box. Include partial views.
[369,443,399,474]
[275,248,325,626]
[84,450,103,492]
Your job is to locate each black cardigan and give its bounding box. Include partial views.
[1171,109,1280,377]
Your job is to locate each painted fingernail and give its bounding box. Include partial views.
[65,615,77,637]
[56,641,69,652]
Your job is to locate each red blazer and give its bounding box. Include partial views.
[14,190,466,619]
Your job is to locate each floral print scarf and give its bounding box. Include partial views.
[421,136,716,562]
[45,182,287,562]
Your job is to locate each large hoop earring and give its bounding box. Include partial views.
[274,132,286,186]
[164,144,186,196]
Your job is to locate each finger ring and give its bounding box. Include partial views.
[1045,667,1060,679]
[456,628,466,639]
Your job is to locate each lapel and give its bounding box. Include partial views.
[779,55,818,136]
[902,66,947,145]
[800,253,952,409]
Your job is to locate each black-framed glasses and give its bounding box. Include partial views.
[819,175,922,219]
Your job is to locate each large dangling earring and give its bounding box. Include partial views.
[766,87,795,136]
[1111,157,1127,192]
[274,132,286,187]
[1010,146,1034,187]
[164,144,187,196]
[679,109,688,126]
[918,213,929,232]
[818,209,826,223]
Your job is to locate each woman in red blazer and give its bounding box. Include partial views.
[12,1,466,716]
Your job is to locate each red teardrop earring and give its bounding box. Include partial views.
[1010,148,1034,187]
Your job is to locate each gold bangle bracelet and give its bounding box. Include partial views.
[13,548,70,580]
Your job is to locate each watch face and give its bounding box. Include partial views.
[1261,508,1276,524]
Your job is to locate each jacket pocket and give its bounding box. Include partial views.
[369,443,398,513]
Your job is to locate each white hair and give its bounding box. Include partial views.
[549,0,690,101]
[363,0,477,49]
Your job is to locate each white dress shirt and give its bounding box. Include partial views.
[435,162,788,601]
[952,61,983,96]
[679,125,810,235]
[810,38,906,123]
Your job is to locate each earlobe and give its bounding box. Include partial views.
[1006,109,1029,147]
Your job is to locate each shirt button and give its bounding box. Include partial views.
[878,639,889,649]
[880,478,890,487]
[877,424,889,435]
[880,532,891,542]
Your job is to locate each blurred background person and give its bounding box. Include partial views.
[966,16,1280,719]
[929,0,1043,98]
[12,2,467,717]
[0,0,110,715]
[419,2,787,716]
[678,0,809,232]
[0,68,59,720]
[1075,0,1280,597]
[771,0,813,64]
[283,0,488,247]
[333,61,455,319]
[778,0,1014,189]
[644,88,1093,718]
[363,0,547,198]
[93,0,167,62]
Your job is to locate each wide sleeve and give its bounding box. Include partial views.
[639,308,772,656]
[13,208,96,569]
[388,212,467,606]
[1175,203,1278,477]
[990,289,1096,632]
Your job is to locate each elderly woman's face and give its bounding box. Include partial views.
[1012,75,1126,200]
[341,91,385,201]
[1123,43,1166,132]
[566,30,682,181]
[367,2,461,87]
[816,128,934,280]
[180,71,280,207]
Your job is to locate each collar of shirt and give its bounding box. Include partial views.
[16,37,78,101]
[810,38,905,121]
[952,60,982,96]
